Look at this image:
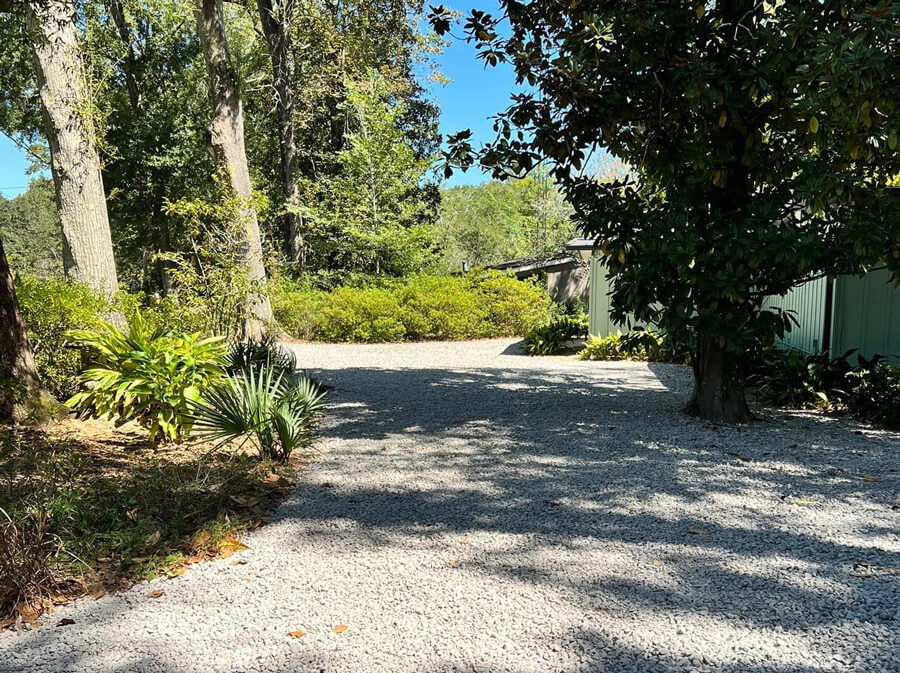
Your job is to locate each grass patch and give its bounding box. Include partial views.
[0,418,309,628]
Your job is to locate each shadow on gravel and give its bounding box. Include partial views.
[282,365,899,666]
[8,361,897,673]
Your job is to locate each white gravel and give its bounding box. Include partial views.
[4,339,899,673]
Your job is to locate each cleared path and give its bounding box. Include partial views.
[4,339,899,673]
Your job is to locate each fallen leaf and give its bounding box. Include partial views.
[231,559,247,566]
[456,540,469,545]
[860,475,880,482]
[130,556,149,564]
[166,568,186,578]
[687,528,709,535]
[242,577,251,583]
[651,560,660,566]
[289,630,305,638]
[223,537,250,551]
[447,557,460,565]
[332,625,347,633]
[145,589,165,599]
[229,495,260,508]
[794,500,819,506]
[193,531,211,547]
[56,618,75,627]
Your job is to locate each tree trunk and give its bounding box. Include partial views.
[195,0,274,341]
[256,0,305,267]
[108,0,141,113]
[0,237,60,423]
[25,0,120,302]
[685,333,752,424]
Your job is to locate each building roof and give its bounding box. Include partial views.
[487,254,579,278]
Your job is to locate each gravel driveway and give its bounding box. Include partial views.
[4,339,899,673]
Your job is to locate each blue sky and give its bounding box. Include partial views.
[0,2,514,198]
[0,135,37,199]
[428,0,521,185]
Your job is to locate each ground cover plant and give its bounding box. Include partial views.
[0,419,305,627]
[579,330,691,364]
[749,349,900,430]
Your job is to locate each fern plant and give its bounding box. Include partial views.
[66,315,226,443]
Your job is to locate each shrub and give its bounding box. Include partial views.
[317,287,407,342]
[398,275,488,340]
[66,315,226,443]
[847,363,900,430]
[474,271,555,336]
[14,274,107,399]
[748,349,855,407]
[750,349,900,429]
[578,329,688,363]
[272,271,555,343]
[189,366,325,462]
[523,313,588,356]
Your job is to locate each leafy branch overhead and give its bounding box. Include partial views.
[429,0,900,422]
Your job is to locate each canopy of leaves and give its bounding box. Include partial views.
[431,0,900,353]
[0,0,443,289]
[436,170,574,272]
[0,177,60,276]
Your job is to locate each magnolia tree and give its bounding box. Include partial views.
[430,0,900,422]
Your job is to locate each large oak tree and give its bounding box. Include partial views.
[432,0,900,422]
[15,0,120,300]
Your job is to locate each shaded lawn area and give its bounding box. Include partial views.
[0,418,306,628]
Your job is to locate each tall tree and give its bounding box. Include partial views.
[254,0,304,265]
[432,0,900,423]
[0,235,45,422]
[20,0,120,300]
[194,0,274,339]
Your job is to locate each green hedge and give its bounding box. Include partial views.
[14,275,107,398]
[273,271,555,342]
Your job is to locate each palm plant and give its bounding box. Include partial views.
[223,336,297,377]
[188,365,325,463]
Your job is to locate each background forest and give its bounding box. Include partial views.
[0,0,573,291]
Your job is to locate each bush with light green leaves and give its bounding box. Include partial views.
[66,315,226,443]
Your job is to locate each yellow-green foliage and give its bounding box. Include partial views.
[67,316,226,443]
[14,274,107,398]
[578,330,688,363]
[273,271,554,343]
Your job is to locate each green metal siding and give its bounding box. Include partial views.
[588,257,617,336]
[587,257,649,337]
[763,277,829,354]
[832,269,900,363]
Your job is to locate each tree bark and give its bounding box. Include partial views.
[195,0,274,340]
[0,237,59,422]
[685,333,752,424]
[108,0,141,113]
[25,0,121,302]
[256,0,305,267]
